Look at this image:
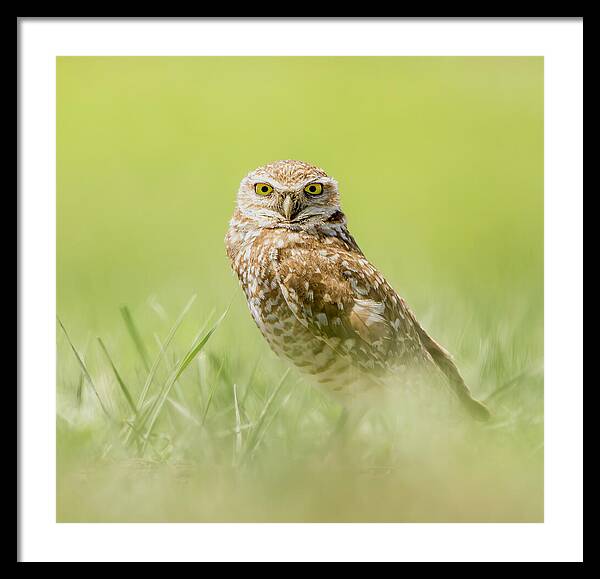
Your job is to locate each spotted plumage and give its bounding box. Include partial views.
[225,160,490,420]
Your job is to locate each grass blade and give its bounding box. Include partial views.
[134,295,197,414]
[120,305,151,372]
[251,390,293,457]
[208,351,234,393]
[97,337,137,415]
[200,356,226,427]
[483,368,535,403]
[75,373,84,407]
[233,383,243,462]
[241,354,262,407]
[57,318,111,419]
[241,368,290,463]
[124,294,198,446]
[166,397,201,427]
[141,308,228,451]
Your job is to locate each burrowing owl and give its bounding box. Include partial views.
[225,160,489,420]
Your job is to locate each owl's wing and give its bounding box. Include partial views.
[274,241,490,419]
[273,244,426,375]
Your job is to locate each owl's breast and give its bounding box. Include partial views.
[228,228,348,380]
[229,229,303,344]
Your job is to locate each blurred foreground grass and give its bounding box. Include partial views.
[57,57,543,522]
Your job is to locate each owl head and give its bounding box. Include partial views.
[235,160,341,228]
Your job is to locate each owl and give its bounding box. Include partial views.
[225,160,490,420]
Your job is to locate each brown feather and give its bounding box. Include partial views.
[225,160,491,417]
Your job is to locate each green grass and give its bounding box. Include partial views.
[56,288,543,522]
[57,56,543,522]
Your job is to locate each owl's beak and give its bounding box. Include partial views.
[281,195,294,221]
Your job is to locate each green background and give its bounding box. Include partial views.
[58,57,542,329]
[57,57,543,522]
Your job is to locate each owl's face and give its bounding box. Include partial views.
[235,160,341,228]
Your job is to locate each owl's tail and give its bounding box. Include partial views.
[411,318,491,421]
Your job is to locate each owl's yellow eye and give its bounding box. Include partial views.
[255,183,273,196]
[304,183,323,196]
